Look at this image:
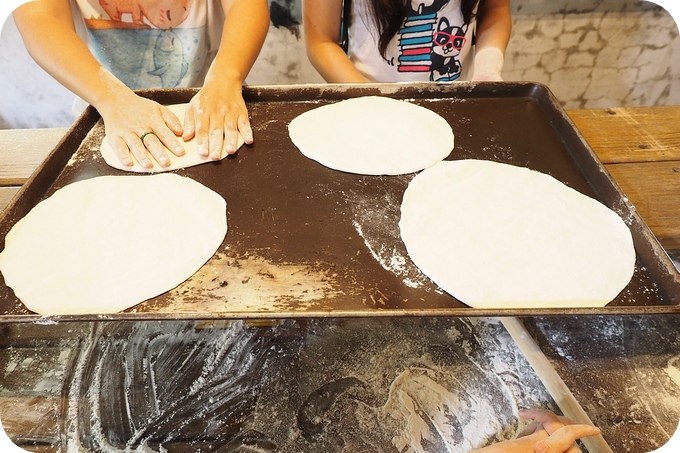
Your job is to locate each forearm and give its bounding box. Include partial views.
[13,0,134,115]
[182,0,269,157]
[15,1,188,168]
[307,42,369,83]
[206,0,270,89]
[303,0,367,83]
[471,0,511,80]
[475,0,512,52]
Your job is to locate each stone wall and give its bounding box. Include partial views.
[505,0,680,108]
[0,0,677,128]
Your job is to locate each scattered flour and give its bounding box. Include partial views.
[665,356,680,389]
[347,181,431,290]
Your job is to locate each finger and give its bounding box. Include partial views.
[520,409,565,436]
[238,113,253,144]
[160,105,183,137]
[182,105,196,141]
[209,127,225,160]
[223,121,239,157]
[109,135,134,167]
[520,410,577,428]
[535,425,601,453]
[520,409,558,422]
[126,134,153,169]
[518,420,542,438]
[141,133,171,167]
[154,127,185,157]
[556,415,578,426]
[194,116,210,157]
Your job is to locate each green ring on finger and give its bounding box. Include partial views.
[140,131,156,144]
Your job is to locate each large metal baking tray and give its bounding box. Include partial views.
[1,82,678,322]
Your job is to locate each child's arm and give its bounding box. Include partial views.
[13,0,186,169]
[472,0,512,81]
[302,0,368,83]
[182,0,270,160]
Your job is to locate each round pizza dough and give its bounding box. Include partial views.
[0,174,227,315]
[399,159,636,309]
[100,103,245,173]
[288,96,454,175]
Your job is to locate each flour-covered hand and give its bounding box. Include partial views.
[183,81,252,161]
[471,46,505,81]
[100,93,185,169]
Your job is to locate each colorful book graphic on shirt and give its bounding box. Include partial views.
[397,13,437,73]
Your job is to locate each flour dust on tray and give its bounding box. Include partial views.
[288,96,454,175]
[0,174,227,315]
[399,159,636,308]
[346,179,430,289]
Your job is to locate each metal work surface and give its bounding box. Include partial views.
[0,317,558,452]
[523,313,680,453]
[0,83,678,321]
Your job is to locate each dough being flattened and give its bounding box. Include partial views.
[399,159,636,308]
[0,174,227,315]
[101,103,245,173]
[288,96,454,175]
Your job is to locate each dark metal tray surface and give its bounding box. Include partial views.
[1,82,678,322]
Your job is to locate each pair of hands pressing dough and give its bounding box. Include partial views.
[102,83,251,170]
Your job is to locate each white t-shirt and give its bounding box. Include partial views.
[71,0,224,90]
[349,0,477,82]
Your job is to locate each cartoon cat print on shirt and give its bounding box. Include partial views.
[99,0,193,28]
[430,17,467,81]
[396,0,468,81]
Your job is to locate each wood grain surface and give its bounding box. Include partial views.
[568,107,680,164]
[0,128,66,186]
[567,107,680,252]
[606,161,680,249]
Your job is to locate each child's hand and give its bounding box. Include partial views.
[100,94,186,169]
[182,80,253,161]
[471,47,505,81]
[472,409,601,453]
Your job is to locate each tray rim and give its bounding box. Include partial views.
[1,81,678,323]
[0,305,679,324]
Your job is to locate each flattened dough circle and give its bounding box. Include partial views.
[288,96,454,175]
[100,103,245,173]
[0,174,227,315]
[399,159,636,308]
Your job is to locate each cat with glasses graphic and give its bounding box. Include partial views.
[395,2,469,82]
[430,17,468,81]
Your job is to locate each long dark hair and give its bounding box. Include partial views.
[360,0,482,58]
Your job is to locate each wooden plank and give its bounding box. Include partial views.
[568,107,680,165]
[0,129,67,186]
[605,161,680,250]
[0,187,19,214]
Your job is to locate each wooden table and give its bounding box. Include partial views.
[0,128,67,214]
[0,107,679,452]
[568,107,680,254]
